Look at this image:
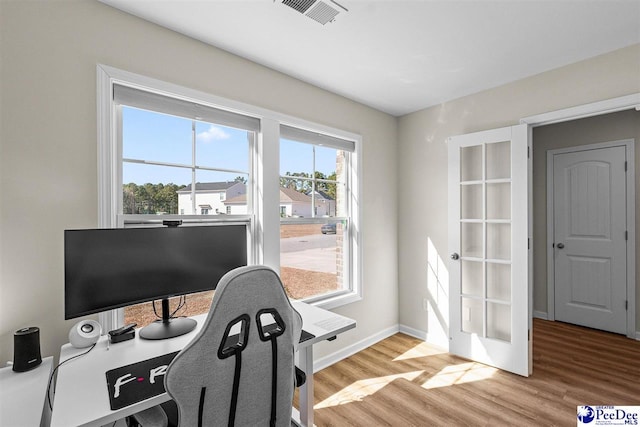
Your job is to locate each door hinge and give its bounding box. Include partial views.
[625,230,628,240]
[527,146,530,159]
[625,300,628,311]
[624,161,627,172]
[528,329,530,341]
[528,238,530,250]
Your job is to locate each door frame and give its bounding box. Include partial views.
[545,139,635,338]
[521,93,638,339]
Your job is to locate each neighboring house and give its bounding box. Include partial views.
[223,193,249,215]
[278,187,314,217]
[221,187,336,217]
[307,190,336,217]
[177,182,246,215]
[178,182,335,217]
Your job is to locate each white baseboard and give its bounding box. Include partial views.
[312,325,399,373]
[533,311,548,320]
[311,321,640,374]
[398,324,427,340]
[399,324,449,350]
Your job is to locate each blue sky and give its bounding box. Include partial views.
[122,107,338,186]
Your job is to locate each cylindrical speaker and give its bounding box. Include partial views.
[68,320,102,348]
[13,327,42,372]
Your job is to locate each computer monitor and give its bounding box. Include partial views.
[64,224,248,340]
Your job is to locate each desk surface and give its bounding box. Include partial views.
[0,356,53,427]
[51,301,355,427]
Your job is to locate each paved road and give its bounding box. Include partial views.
[280,233,337,274]
[280,233,336,252]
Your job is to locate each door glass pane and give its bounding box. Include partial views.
[487,223,510,260]
[461,260,483,297]
[461,184,483,220]
[487,302,511,342]
[486,183,510,220]
[461,297,483,335]
[487,263,511,301]
[486,141,510,180]
[461,223,483,258]
[461,145,482,181]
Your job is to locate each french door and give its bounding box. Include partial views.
[447,124,531,377]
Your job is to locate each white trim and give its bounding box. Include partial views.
[533,311,548,320]
[311,323,640,375]
[546,139,636,339]
[398,324,427,341]
[546,152,556,322]
[97,64,361,143]
[399,324,450,350]
[520,93,640,127]
[313,325,398,373]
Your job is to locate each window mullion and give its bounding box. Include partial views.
[312,145,316,218]
[191,120,196,215]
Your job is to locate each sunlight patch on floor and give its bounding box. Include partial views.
[421,362,497,389]
[314,370,424,409]
[393,342,447,362]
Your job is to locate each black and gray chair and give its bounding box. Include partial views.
[129,265,304,427]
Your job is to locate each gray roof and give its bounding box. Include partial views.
[177,182,241,193]
[307,190,334,201]
[279,187,312,203]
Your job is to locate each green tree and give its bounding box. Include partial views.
[122,183,186,214]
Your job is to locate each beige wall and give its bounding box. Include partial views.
[0,1,398,364]
[398,44,640,343]
[532,109,640,319]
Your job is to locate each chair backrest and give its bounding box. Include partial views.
[165,265,302,427]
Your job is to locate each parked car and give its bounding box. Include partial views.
[321,223,337,234]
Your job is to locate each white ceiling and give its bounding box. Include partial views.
[100,0,640,117]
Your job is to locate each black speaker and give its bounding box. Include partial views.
[13,327,42,372]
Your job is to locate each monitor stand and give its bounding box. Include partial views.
[139,298,197,340]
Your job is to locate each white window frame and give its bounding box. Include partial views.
[279,125,359,305]
[97,65,362,329]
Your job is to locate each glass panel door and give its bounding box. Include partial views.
[459,141,512,342]
[448,124,530,377]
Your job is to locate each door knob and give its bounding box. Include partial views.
[450,252,460,260]
[556,243,565,249]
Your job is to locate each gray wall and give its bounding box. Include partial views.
[0,1,398,364]
[398,44,640,343]
[532,109,640,318]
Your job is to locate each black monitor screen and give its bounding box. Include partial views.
[64,225,247,320]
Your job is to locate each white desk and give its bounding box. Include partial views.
[50,301,355,427]
[0,356,54,427]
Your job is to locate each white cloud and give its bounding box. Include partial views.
[196,125,230,142]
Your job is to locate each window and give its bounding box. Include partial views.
[116,85,256,219]
[111,84,258,327]
[279,125,357,302]
[98,66,361,329]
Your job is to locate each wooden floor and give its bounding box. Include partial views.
[305,319,640,426]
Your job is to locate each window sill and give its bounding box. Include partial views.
[301,290,362,311]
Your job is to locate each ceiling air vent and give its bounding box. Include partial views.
[281,0,347,25]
